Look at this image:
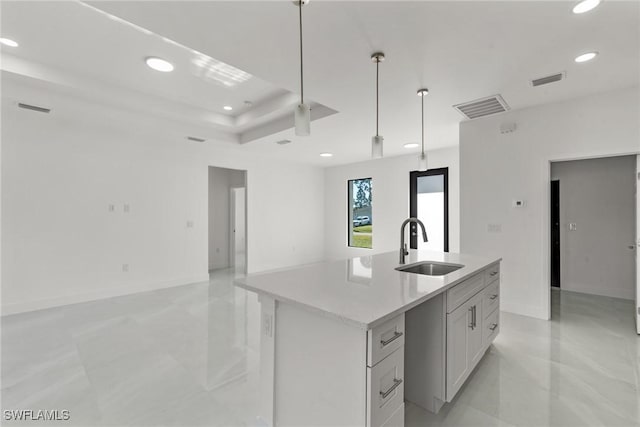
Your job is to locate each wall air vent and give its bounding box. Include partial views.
[453,95,509,120]
[186,136,206,142]
[17,102,51,113]
[531,72,565,87]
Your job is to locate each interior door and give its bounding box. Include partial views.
[230,187,246,275]
[550,180,560,287]
[410,168,449,251]
[636,155,639,334]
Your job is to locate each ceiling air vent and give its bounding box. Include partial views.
[275,139,292,145]
[186,136,206,142]
[531,72,565,87]
[17,102,51,113]
[453,95,509,120]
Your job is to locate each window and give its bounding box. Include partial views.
[348,178,372,248]
[409,168,448,251]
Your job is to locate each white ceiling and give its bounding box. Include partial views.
[1,1,638,166]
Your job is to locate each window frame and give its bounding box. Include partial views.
[347,177,373,249]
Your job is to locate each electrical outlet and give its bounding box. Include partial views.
[569,223,577,231]
[186,220,194,228]
[123,204,130,213]
[487,224,502,233]
[122,264,129,272]
[108,204,115,212]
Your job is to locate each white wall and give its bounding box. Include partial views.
[460,87,640,320]
[324,147,460,261]
[208,167,245,271]
[1,105,325,315]
[551,156,636,300]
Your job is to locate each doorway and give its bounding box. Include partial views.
[208,166,247,276]
[550,180,560,288]
[549,156,636,302]
[409,168,449,251]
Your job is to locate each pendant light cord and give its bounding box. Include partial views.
[376,60,379,136]
[299,1,304,104]
[421,93,425,156]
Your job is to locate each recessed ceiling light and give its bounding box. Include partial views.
[223,105,233,111]
[574,52,598,63]
[145,57,174,72]
[404,143,419,149]
[319,152,333,158]
[0,38,19,48]
[572,0,601,14]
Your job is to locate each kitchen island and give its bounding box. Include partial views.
[236,250,501,427]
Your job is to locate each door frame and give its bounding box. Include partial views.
[544,153,639,321]
[409,167,449,251]
[550,180,560,288]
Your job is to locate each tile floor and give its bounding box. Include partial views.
[2,276,639,426]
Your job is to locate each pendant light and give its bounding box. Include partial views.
[371,52,385,158]
[294,0,310,136]
[417,88,429,171]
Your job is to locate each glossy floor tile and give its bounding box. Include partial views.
[409,289,640,427]
[2,280,639,426]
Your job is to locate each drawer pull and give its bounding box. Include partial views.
[380,331,403,347]
[380,378,403,399]
[489,323,498,331]
[490,271,498,277]
[489,294,498,300]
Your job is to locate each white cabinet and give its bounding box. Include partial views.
[444,262,500,403]
[445,291,483,400]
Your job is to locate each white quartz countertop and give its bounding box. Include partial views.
[235,250,501,330]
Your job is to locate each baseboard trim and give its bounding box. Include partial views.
[500,301,548,320]
[1,275,211,316]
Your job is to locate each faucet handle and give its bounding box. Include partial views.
[403,243,409,256]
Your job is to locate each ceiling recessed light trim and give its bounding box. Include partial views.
[0,38,18,47]
[574,52,598,63]
[404,143,419,149]
[223,105,233,111]
[319,152,333,157]
[145,56,174,72]
[572,0,601,14]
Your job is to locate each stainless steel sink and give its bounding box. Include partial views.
[396,261,464,276]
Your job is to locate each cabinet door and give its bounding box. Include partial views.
[446,300,472,401]
[446,293,484,401]
[467,293,484,367]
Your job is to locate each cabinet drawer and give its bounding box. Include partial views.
[381,402,404,427]
[483,308,500,347]
[484,263,500,284]
[367,313,405,367]
[482,280,500,318]
[367,346,404,427]
[446,273,484,313]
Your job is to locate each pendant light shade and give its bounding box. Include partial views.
[294,0,310,136]
[372,135,384,158]
[295,103,311,136]
[371,52,385,159]
[417,88,429,171]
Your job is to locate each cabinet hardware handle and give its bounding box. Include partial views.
[380,331,403,347]
[468,307,474,329]
[489,323,498,331]
[489,294,498,300]
[473,305,478,329]
[380,378,403,399]
[490,271,498,277]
